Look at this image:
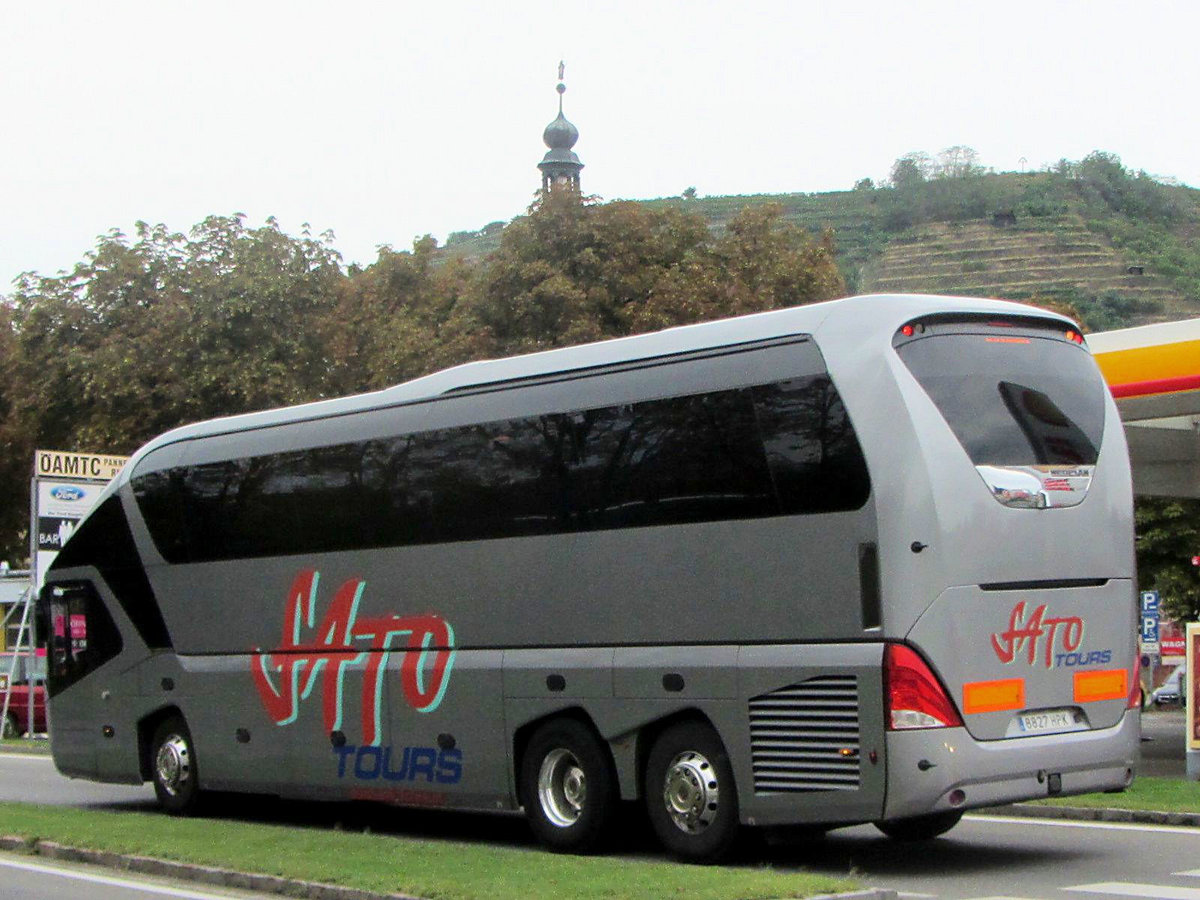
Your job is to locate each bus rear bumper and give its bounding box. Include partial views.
[882,710,1140,821]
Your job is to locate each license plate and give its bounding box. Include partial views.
[1019,709,1076,734]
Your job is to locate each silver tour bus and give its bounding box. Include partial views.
[40,293,1139,861]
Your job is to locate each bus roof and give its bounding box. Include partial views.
[117,292,1071,479]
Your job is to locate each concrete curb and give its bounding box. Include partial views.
[0,836,419,900]
[0,835,889,900]
[976,803,1200,828]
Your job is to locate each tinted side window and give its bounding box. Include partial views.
[582,390,775,528]
[753,376,871,514]
[50,495,172,648]
[131,373,870,563]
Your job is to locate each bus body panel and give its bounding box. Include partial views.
[908,581,1136,741]
[135,508,875,656]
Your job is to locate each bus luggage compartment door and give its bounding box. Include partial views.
[735,643,886,827]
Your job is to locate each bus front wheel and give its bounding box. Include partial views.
[151,716,201,815]
[874,809,963,841]
[644,721,739,862]
[520,718,618,853]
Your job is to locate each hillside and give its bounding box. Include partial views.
[444,157,1200,331]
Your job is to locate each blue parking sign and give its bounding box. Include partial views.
[1141,591,1159,613]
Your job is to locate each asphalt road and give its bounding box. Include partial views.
[1138,706,1187,777]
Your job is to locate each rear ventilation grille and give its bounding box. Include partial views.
[748,675,860,793]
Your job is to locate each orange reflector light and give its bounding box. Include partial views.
[1065,330,1084,344]
[962,678,1025,714]
[1074,668,1128,704]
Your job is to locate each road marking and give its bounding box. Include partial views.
[1065,883,1200,899]
[966,814,1200,837]
[0,753,52,761]
[0,856,247,899]
[1180,870,1200,877]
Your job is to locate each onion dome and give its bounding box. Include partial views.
[538,65,583,194]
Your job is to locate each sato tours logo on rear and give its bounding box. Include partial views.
[990,601,1112,669]
[251,570,462,786]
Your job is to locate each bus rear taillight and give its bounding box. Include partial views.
[1128,653,1142,710]
[884,644,963,730]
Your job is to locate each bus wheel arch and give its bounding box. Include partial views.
[642,716,740,862]
[516,711,619,853]
[137,706,184,782]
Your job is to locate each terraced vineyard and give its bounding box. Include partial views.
[858,215,1189,321]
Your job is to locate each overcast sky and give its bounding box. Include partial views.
[3,0,1198,292]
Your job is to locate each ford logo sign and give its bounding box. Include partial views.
[50,486,86,502]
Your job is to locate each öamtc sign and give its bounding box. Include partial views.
[35,450,128,483]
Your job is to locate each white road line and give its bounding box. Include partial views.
[0,856,246,899]
[1179,870,1200,877]
[966,814,1200,836]
[1064,882,1200,899]
[0,752,52,761]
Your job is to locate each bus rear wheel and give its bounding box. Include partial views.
[151,716,201,815]
[874,809,963,841]
[644,721,739,862]
[520,719,617,853]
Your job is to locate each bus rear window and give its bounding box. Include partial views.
[894,323,1105,467]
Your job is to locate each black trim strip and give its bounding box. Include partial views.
[442,334,813,398]
[980,578,1109,592]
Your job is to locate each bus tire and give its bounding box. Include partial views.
[644,721,739,863]
[151,716,201,815]
[520,719,617,853]
[874,809,963,841]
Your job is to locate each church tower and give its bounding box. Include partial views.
[537,62,584,195]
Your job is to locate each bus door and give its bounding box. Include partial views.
[43,580,123,779]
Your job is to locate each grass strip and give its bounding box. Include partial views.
[0,739,51,755]
[0,802,858,900]
[1022,776,1200,815]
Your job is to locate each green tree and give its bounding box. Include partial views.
[889,152,932,190]
[934,145,985,179]
[463,191,713,355]
[1136,497,1200,623]
[0,302,34,562]
[319,235,474,394]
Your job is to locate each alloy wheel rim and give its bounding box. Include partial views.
[537,747,587,827]
[662,749,719,834]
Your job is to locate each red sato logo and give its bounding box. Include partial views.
[990,601,1084,669]
[251,570,456,746]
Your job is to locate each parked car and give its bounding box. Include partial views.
[0,681,46,737]
[1151,667,1188,707]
